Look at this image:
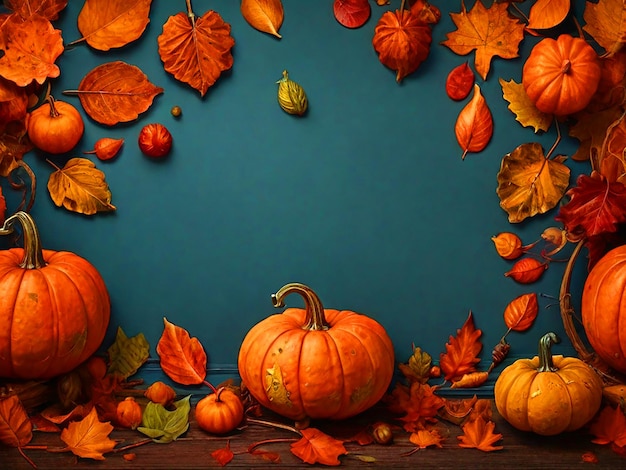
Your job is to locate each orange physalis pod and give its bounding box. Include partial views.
[491,232,523,260]
[116,397,142,429]
[455,84,493,159]
[450,371,489,389]
[145,381,177,406]
[83,137,124,161]
[503,292,538,332]
[504,257,548,284]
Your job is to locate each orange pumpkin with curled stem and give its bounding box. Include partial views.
[237,283,395,427]
[0,211,110,379]
[494,332,603,436]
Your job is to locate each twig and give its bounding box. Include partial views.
[246,417,302,436]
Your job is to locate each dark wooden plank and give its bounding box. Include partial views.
[1,403,623,469]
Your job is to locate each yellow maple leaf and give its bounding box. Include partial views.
[583,0,626,56]
[499,78,553,133]
[60,407,116,460]
[442,1,525,80]
[496,142,571,223]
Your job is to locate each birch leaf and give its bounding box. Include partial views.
[241,0,284,38]
[47,157,116,215]
[68,61,163,126]
[75,0,152,51]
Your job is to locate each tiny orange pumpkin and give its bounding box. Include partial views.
[195,387,244,435]
[27,95,84,154]
[522,34,601,116]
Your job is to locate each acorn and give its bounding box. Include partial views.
[277,70,308,116]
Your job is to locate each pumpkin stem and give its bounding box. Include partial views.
[271,283,329,331]
[0,211,46,269]
[537,332,560,372]
[47,95,59,118]
[561,59,572,74]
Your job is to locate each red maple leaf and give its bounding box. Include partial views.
[589,404,626,448]
[555,172,626,238]
[290,428,347,466]
[439,312,482,381]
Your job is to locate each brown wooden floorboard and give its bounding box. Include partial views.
[1,403,624,469]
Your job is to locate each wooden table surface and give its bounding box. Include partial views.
[1,401,623,470]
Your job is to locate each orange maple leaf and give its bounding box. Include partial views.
[439,311,482,382]
[60,407,117,460]
[442,1,525,80]
[156,317,208,385]
[457,418,503,452]
[290,428,347,466]
[387,382,445,433]
[157,8,235,96]
[0,394,32,447]
[409,428,445,449]
[589,404,626,447]
[0,13,63,86]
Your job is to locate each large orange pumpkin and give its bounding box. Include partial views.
[0,212,110,379]
[581,244,626,374]
[494,332,603,436]
[237,283,395,426]
[522,34,601,116]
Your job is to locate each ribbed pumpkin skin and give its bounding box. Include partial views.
[494,354,603,436]
[581,245,626,374]
[0,248,110,379]
[238,308,395,422]
[522,34,601,116]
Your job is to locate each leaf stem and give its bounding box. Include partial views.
[546,119,561,160]
[246,417,302,436]
[203,380,217,394]
[185,0,196,27]
[245,437,299,455]
[17,447,37,469]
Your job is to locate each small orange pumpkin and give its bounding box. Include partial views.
[522,34,601,116]
[27,95,84,154]
[494,332,603,436]
[237,283,395,426]
[0,211,110,379]
[195,387,244,434]
[581,244,626,374]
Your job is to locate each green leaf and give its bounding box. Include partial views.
[107,327,150,379]
[138,395,191,443]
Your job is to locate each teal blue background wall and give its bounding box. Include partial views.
[1,1,590,389]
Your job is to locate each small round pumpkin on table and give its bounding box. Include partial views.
[237,282,395,428]
[494,332,603,436]
[0,211,110,380]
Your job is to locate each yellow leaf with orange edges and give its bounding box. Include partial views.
[583,0,626,56]
[450,371,489,389]
[241,0,284,38]
[60,407,116,460]
[0,13,63,86]
[527,0,570,30]
[157,9,235,97]
[76,0,152,51]
[409,429,444,449]
[496,143,570,223]
[442,1,524,80]
[47,157,116,215]
[500,78,552,133]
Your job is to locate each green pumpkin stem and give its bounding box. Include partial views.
[0,211,46,269]
[537,332,560,373]
[272,283,329,331]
